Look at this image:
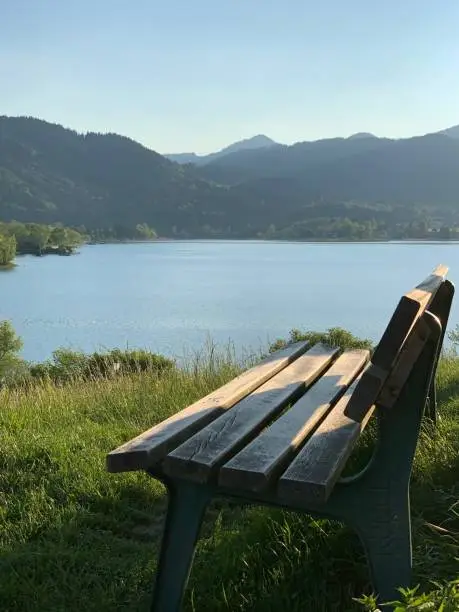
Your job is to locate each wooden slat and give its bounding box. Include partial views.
[219,349,370,492]
[377,315,431,409]
[341,363,384,422]
[106,341,309,472]
[372,265,447,372]
[278,375,375,504]
[163,343,339,483]
[344,265,447,422]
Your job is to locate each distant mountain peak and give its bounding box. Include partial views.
[165,134,279,165]
[441,125,459,139]
[347,132,377,140]
[223,134,277,153]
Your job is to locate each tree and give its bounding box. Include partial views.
[135,223,157,240]
[24,223,51,253]
[0,320,22,370]
[264,224,277,239]
[49,226,68,246]
[49,227,82,246]
[438,225,452,240]
[0,235,16,265]
[65,228,84,246]
[0,321,28,385]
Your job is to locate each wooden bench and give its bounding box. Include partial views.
[107,265,454,611]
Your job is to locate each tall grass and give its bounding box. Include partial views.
[0,347,457,611]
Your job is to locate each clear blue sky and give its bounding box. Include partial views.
[2,0,458,153]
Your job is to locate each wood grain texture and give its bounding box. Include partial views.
[405,264,448,303]
[372,265,447,372]
[106,341,309,472]
[163,344,339,483]
[278,375,375,504]
[343,362,387,422]
[345,265,447,421]
[378,316,431,409]
[219,349,370,492]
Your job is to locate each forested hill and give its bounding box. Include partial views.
[0,116,233,237]
[1,115,459,240]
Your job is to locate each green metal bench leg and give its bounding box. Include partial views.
[328,458,413,608]
[365,322,439,607]
[353,488,412,605]
[327,313,442,608]
[150,478,211,612]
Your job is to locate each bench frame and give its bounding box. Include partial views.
[109,273,454,612]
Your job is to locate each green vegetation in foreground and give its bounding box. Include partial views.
[0,326,457,611]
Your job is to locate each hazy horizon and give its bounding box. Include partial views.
[3,1,458,153]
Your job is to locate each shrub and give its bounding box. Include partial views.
[269,326,373,353]
[356,580,459,611]
[29,347,175,384]
[0,320,28,387]
[0,320,23,367]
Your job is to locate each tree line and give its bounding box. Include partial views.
[85,222,157,242]
[0,221,160,266]
[0,222,84,266]
[258,217,459,241]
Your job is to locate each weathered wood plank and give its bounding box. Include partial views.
[371,265,447,372]
[341,363,384,422]
[377,316,431,409]
[163,344,338,483]
[344,265,447,422]
[405,264,448,304]
[106,341,309,472]
[278,375,375,504]
[219,349,369,491]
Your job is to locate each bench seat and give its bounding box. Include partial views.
[107,265,454,612]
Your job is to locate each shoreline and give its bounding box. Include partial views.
[86,237,459,246]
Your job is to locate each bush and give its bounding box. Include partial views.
[447,324,459,351]
[0,320,28,386]
[29,347,175,384]
[356,580,459,610]
[0,320,23,366]
[269,327,373,353]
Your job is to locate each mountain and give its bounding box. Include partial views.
[348,132,378,140]
[165,134,279,165]
[0,116,233,235]
[1,116,459,240]
[162,152,200,164]
[219,134,278,154]
[442,125,459,139]
[198,135,389,185]
[225,133,459,229]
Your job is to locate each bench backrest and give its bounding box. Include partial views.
[344,264,453,421]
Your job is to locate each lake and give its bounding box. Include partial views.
[1,241,458,363]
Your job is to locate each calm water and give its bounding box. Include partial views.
[1,241,458,362]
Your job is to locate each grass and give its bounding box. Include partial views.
[0,349,458,611]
